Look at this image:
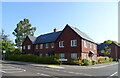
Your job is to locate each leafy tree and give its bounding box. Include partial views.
[101,46,111,56]
[0,29,15,55]
[101,40,120,45]
[12,19,36,48]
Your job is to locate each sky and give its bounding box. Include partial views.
[2,2,118,43]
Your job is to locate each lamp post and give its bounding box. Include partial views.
[115,46,118,62]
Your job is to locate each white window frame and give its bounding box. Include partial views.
[40,44,43,49]
[83,53,87,59]
[23,46,26,50]
[59,41,64,48]
[90,43,92,48]
[71,53,77,60]
[46,43,49,48]
[71,40,77,47]
[51,43,54,48]
[94,44,97,50]
[84,40,88,48]
[36,44,38,49]
[28,45,31,50]
[60,53,65,59]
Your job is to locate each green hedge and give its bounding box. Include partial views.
[6,54,61,64]
[98,57,113,63]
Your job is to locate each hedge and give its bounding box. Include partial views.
[6,54,61,64]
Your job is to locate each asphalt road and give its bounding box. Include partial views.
[1,61,119,78]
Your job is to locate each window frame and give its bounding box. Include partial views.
[45,43,49,49]
[71,53,77,60]
[23,46,26,50]
[60,53,65,59]
[40,44,43,49]
[27,45,31,50]
[51,43,54,48]
[84,40,88,48]
[59,41,64,48]
[71,40,77,47]
[36,44,38,49]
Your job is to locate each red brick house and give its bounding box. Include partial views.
[22,24,97,61]
[97,43,120,60]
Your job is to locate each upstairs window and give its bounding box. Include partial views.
[40,44,43,49]
[94,44,97,50]
[36,44,38,49]
[51,43,54,48]
[71,40,77,47]
[84,40,88,48]
[46,43,49,48]
[28,45,31,50]
[60,53,65,59]
[71,53,77,60]
[59,41,64,48]
[90,43,92,48]
[23,46,25,50]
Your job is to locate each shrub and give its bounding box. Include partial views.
[109,58,113,62]
[6,54,61,64]
[66,59,82,65]
[92,60,98,65]
[105,57,110,62]
[81,59,92,66]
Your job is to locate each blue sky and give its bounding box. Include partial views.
[2,2,118,43]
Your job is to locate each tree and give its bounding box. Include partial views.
[100,40,120,45]
[0,29,15,54]
[12,19,36,48]
[101,46,111,56]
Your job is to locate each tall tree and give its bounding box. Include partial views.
[101,46,111,56]
[12,19,36,48]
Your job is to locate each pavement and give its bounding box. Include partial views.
[0,60,119,78]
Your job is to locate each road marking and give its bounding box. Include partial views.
[37,73,50,76]
[110,72,117,76]
[48,65,64,69]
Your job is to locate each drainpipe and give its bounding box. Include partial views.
[116,46,118,62]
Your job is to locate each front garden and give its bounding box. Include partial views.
[5,54,113,66]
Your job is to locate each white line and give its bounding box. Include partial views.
[40,73,50,76]
[110,72,117,76]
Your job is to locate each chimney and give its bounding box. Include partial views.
[54,28,57,32]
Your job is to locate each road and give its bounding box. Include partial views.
[1,61,119,78]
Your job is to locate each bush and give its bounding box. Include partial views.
[6,54,61,64]
[66,59,83,65]
[92,60,98,65]
[81,59,92,66]
[109,58,113,62]
[105,57,109,62]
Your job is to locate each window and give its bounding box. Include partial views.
[51,43,54,48]
[40,44,43,49]
[23,46,26,50]
[46,43,49,48]
[71,40,77,47]
[84,40,88,48]
[71,53,77,60]
[36,44,38,49]
[94,44,97,50]
[28,45,31,50]
[90,43,92,48]
[45,53,48,56]
[59,41,64,48]
[83,53,87,59]
[60,53,65,59]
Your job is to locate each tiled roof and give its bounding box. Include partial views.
[97,44,110,50]
[69,25,95,43]
[28,35,37,44]
[35,31,62,44]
